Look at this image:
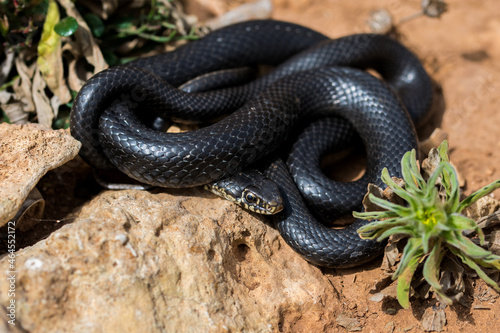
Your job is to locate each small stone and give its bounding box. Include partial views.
[384,321,395,333]
[489,230,500,255]
[421,0,448,18]
[367,9,394,34]
[421,306,447,331]
[336,314,363,332]
[384,308,397,315]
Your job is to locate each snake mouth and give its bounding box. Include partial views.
[244,202,283,215]
[265,201,284,215]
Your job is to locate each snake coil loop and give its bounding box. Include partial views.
[70,20,432,268]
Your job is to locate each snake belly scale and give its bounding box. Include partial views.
[70,20,432,268]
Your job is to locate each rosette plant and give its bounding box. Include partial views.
[355,141,500,308]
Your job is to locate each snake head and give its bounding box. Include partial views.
[204,170,284,215]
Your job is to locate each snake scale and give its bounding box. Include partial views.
[70,20,432,268]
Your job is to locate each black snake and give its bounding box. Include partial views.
[70,20,432,268]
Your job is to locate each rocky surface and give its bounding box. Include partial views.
[0,189,341,332]
[0,123,81,227]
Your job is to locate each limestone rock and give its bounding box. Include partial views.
[0,189,341,332]
[0,123,81,227]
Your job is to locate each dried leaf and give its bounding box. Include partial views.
[37,0,72,104]
[50,95,62,118]
[361,177,407,213]
[384,241,402,268]
[383,177,407,206]
[32,66,54,127]
[79,0,124,20]
[362,183,386,212]
[12,187,45,232]
[420,128,448,157]
[0,90,12,104]
[422,143,464,188]
[440,256,465,295]
[421,147,441,180]
[13,56,36,112]
[0,48,14,86]
[1,101,28,124]
[61,41,88,91]
[205,0,273,30]
[57,0,108,74]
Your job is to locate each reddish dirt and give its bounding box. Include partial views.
[271,0,500,331]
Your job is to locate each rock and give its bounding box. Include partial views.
[336,313,362,331]
[421,305,446,332]
[0,123,81,227]
[0,189,342,332]
[384,321,395,333]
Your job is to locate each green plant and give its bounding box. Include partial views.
[355,141,500,308]
[1,0,49,50]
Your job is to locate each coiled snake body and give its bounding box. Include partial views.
[70,20,432,268]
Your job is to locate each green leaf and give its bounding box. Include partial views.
[84,13,105,37]
[394,237,423,279]
[376,225,420,242]
[421,229,435,254]
[422,240,452,304]
[437,140,450,162]
[446,233,497,259]
[53,114,70,129]
[458,179,500,212]
[353,210,399,220]
[137,30,178,43]
[38,0,60,58]
[396,248,424,309]
[0,75,19,92]
[409,149,426,189]
[357,216,410,230]
[449,247,500,292]
[447,214,480,233]
[54,16,78,37]
[101,50,116,66]
[401,150,426,192]
[0,17,7,37]
[474,256,500,271]
[424,163,445,193]
[440,163,460,211]
[112,17,135,30]
[1,109,11,123]
[357,218,412,240]
[366,194,410,214]
[380,168,421,210]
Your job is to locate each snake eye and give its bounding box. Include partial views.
[245,192,258,203]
